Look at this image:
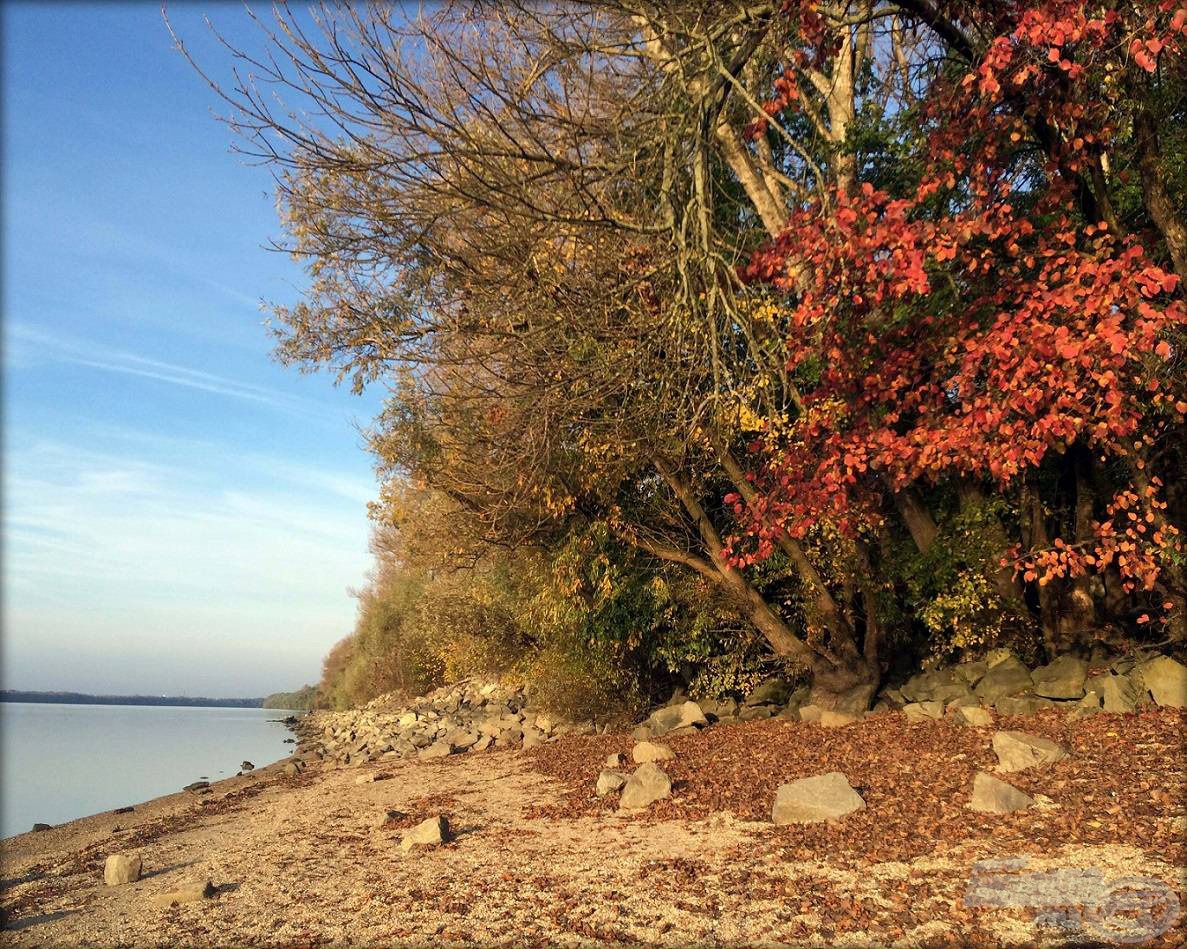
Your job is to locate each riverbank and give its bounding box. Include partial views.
[2,705,1184,946]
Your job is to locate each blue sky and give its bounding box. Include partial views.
[2,3,386,696]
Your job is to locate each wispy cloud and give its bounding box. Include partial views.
[6,322,344,422]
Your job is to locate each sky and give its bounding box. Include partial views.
[2,3,388,697]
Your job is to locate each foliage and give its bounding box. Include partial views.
[262,685,319,711]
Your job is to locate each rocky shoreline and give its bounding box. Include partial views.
[2,650,1183,946]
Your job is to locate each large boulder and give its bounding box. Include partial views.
[632,741,676,764]
[970,772,1035,813]
[817,709,861,728]
[645,701,707,737]
[974,657,1034,702]
[1089,673,1140,713]
[993,730,1067,773]
[1133,655,1187,708]
[954,661,989,687]
[104,853,142,886]
[771,772,865,824]
[401,815,450,852]
[1031,655,1088,700]
[808,681,877,716]
[619,763,672,810]
[745,678,793,707]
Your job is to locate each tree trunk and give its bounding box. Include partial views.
[1135,107,1187,286]
[1060,453,1098,648]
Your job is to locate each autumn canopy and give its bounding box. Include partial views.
[194,0,1187,713]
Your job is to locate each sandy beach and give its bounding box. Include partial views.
[3,708,1185,947]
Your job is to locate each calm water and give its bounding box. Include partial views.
[0,703,299,839]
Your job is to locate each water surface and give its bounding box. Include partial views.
[0,702,297,838]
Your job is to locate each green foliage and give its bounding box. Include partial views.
[262,685,319,710]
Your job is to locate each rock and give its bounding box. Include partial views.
[698,697,739,720]
[240,761,254,771]
[1133,655,1187,708]
[797,704,823,723]
[993,730,1068,773]
[745,678,793,707]
[150,880,215,906]
[632,741,676,764]
[993,694,1056,716]
[645,701,707,736]
[595,770,629,797]
[472,735,493,752]
[605,752,625,768]
[969,772,1034,813]
[32,823,52,832]
[401,815,450,851]
[954,661,988,687]
[183,781,210,793]
[630,724,654,741]
[818,709,860,727]
[618,763,672,810]
[522,732,544,749]
[945,694,981,711]
[902,701,943,722]
[1031,655,1088,699]
[445,729,479,750]
[418,741,454,759]
[974,657,1034,702]
[355,772,391,784]
[113,806,135,815]
[953,706,994,727]
[771,772,865,824]
[1091,673,1139,713]
[283,761,304,776]
[879,688,907,708]
[374,808,403,829]
[738,705,776,721]
[104,853,142,886]
[808,681,877,716]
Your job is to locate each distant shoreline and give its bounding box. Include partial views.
[0,690,264,709]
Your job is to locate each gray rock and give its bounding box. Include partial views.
[32,823,52,832]
[698,697,740,720]
[974,657,1034,702]
[645,700,707,737]
[970,772,1034,813]
[605,752,625,768]
[183,781,210,793]
[104,853,142,886]
[993,730,1067,773]
[472,735,493,752]
[595,770,628,797]
[630,724,654,741]
[902,701,943,722]
[953,706,994,727]
[240,761,254,771]
[401,815,450,851]
[818,709,860,727]
[1092,673,1139,713]
[745,678,793,707]
[945,694,981,711]
[797,704,823,723]
[1133,655,1187,708]
[771,772,864,824]
[418,741,454,759]
[632,741,676,764]
[954,661,989,687]
[374,808,403,829]
[1031,655,1088,699]
[619,762,672,810]
[150,880,215,906]
[808,681,877,716]
[445,729,479,750]
[738,705,777,721]
[993,694,1056,716]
